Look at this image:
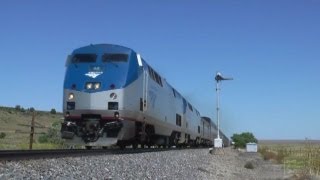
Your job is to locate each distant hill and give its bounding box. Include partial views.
[0,106,63,150]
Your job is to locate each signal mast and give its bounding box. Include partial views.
[214,72,233,148]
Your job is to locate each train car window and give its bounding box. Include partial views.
[154,72,159,83]
[148,66,153,77]
[176,114,182,126]
[72,54,97,63]
[148,66,163,87]
[196,110,200,116]
[102,53,128,62]
[155,73,161,86]
[172,88,176,97]
[182,98,187,112]
[188,103,193,111]
[158,76,163,86]
[150,69,156,81]
[147,66,155,82]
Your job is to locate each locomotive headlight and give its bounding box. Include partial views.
[68,93,74,100]
[86,83,93,89]
[94,82,101,89]
[114,112,120,119]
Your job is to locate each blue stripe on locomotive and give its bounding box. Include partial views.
[64,44,140,92]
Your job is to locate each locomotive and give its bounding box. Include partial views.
[60,44,228,149]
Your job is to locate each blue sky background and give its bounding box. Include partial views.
[0,1,319,140]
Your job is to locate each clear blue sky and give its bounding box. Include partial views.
[0,1,319,140]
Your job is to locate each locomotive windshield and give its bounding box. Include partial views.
[72,54,97,63]
[102,53,128,62]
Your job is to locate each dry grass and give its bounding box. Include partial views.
[259,140,320,177]
[259,147,286,163]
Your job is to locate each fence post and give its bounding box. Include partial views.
[29,112,35,150]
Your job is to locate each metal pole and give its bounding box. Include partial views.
[216,79,220,139]
[214,72,232,149]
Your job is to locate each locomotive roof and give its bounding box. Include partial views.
[201,116,212,124]
[72,44,135,54]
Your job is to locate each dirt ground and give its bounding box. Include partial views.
[206,148,292,180]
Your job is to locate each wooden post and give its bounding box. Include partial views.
[29,112,35,150]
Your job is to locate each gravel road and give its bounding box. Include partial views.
[0,148,287,180]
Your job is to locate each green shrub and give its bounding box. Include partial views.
[0,132,6,139]
[38,134,49,143]
[244,162,254,169]
[50,108,56,114]
[52,121,60,128]
[38,122,64,145]
[231,132,258,148]
[15,105,21,111]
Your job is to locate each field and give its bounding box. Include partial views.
[259,140,320,178]
[0,106,63,150]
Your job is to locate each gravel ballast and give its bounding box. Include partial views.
[0,148,286,180]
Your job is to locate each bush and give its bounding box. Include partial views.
[259,147,288,164]
[52,121,60,128]
[38,134,49,143]
[244,162,254,169]
[38,122,64,145]
[0,132,6,139]
[29,107,35,112]
[15,105,21,111]
[50,108,56,114]
[231,132,258,148]
[263,151,277,161]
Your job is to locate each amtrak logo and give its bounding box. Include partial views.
[85,71,103,78]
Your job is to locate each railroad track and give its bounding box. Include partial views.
[0,147,194,161]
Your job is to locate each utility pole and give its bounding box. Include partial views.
[29,111,35,150]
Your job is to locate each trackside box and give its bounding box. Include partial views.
[246,142,258,152]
